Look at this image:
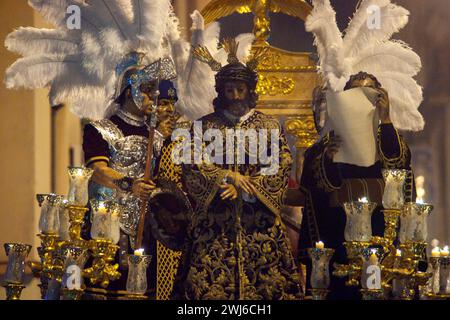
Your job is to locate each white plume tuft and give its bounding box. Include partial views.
[306,0,424,131]
[5,54,81,90]
[5,27,79,57]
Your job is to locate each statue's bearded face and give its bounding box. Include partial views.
[223,81,250,116]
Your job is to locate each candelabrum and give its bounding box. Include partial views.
[3,243,32,300]
[29,193,65,299]
[332,170,434,300]
[423,256,450,299]
[307,248,334,300]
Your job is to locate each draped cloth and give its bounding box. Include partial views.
[173,110,303,300]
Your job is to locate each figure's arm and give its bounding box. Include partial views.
[377,123,410,169]
[304,133,343,193]
[83,124,156,200]
[375,87,411,169]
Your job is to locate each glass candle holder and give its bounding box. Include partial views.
[126,254,152,295]
[343,200,377,242]
[3,243,32,284]
[439,258,449,294]
[360,248,381,289]
[90,200,119,241]
[37,194,63,235]
[382,169,408,210]
[428,257,440,295]
[307,248,334,289]
[58,199,70,241]
[60,246,89,290]
[68,167,94,207]
[399,202,433,243]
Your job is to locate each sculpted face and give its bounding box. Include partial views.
[156,99,176,138]
[348,77,378,90]
[223,81,250,117]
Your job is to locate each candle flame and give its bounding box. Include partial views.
[443,246,449,252]
[396,249,402,257]
[134,248,144,256]
[416,198,425,204]
[358,197,369,203]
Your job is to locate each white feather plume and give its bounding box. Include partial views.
[343,2,410,58]
[7,0,181,120]
[305,0,342,71]
[343,0,390,45]
[350,40,421,77]
[5,54,81,90]
[306,0,424,131]
[29,0,101,33]
[132,0,171,57]
[5,27,79,57]
[168,11,217,121]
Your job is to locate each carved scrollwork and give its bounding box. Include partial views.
[257,74,295,96]
[285,115,317,148]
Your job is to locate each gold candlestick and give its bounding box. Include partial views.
[382,209,401,244]
[333,241,370,287]
[360,288,384,300]
[67,205,89,247]
[83,240,120,288]
[3,283,26,300]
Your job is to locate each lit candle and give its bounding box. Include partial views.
[134,248,145,256]
[358,197,369,203]
[68,167,93,207]
[97,202,107,214]
[90,200,110,240]
[369,252,379,265]
[431,247,441,258]
[441,246,449,257]
[109,206,120,245]
[396,249,402,257]
[315,241,325,250]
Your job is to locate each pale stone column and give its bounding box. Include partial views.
[0,0,52,299]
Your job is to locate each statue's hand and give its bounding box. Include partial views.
[132,179,156,201]
[375,88,391,124]
[220,184,238,201]
[227,171,257,196]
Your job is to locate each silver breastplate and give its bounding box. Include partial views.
[92,119,148,178]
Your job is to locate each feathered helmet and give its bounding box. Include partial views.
[114,53,177,109]
[5,0,178,120]
[306,0,424,131]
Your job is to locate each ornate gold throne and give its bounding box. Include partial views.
[201,0,319,183]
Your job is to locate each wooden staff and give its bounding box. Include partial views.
[135,90,160,249]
